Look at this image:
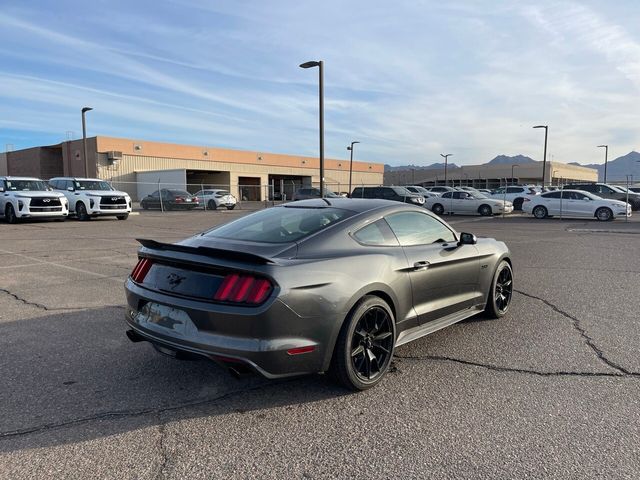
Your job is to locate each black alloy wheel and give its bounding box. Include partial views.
[76,202,90,221]
[331,296,395,390]
[485,260,513,318]
[141,201,149,210]
[432,203,444,215]
[207,199,217,210]
[5,204,18,224]
[533,206,548,219]
[478,204,492,216]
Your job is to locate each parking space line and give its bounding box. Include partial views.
[0,248,125,283]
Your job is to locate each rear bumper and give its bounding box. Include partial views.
[124,279,339,378]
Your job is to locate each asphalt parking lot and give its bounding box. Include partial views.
[1,209,639,479]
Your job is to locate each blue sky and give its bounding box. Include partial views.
[1,1,639,166]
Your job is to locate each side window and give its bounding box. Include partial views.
[441,192,453,199]
[382,189,396,199]
[543,192,561,199]
[151,191,160,198]
[65,180,74,190]
[385,212,457,246]
[352,220,399,246]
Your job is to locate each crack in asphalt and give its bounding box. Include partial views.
[514,289,637,376]
[0,381,275,440]
[155,419,170,480]
[0,288,124,312]
[393,354,636,378]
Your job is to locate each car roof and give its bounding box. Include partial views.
[50,177,103,181]
[0,176,43,181]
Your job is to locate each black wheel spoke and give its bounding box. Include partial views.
[350,305,394,382]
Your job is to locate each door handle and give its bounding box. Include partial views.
[413,261,430,270]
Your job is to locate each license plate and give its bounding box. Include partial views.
[186,198,192,202]
[134,302,191,335]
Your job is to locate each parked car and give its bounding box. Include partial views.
[49,177,132,221]
[523,190,631,221]
[0,176,68,223]
[125,198,513,390]
[292,187,340,201]
[628,186,640,194]
[351,186,425,206]
[563,183,640,211]
[488,186,539,210]
[404,185,438,198]
[193,189,236,210]
[425,190,513,216]
[477,189,493,195]
[140,189,199,210]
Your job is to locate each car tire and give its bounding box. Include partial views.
[432,203,444,215]
[207,200,217,210]
[533,206,548,219]
[116,213,129,220]
[478,204,492,216]
[513,198,524,211]
[330,295,396,391]
[595,207,613,222]
[484,260,513,319]
[5,204,18,224]
[141,201,149,210]
[76,202,90,221]
[226,205,235,210]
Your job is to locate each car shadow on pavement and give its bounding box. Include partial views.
[0,307,349,453]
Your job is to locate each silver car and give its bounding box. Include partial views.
[125,199,513,390]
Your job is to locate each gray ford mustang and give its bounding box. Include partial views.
[125,198,513,390]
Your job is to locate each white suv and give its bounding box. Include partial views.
[0,176,69,223]
[49,177,132,221]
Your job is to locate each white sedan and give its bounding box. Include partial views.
[425,190,514,216]
[193,189,237,210]
[523,190,631,221]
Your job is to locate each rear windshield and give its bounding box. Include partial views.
[205,206,354,243]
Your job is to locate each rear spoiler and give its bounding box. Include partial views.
[136,238,274,265]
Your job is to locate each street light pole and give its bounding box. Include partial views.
[511,164,519,185]
[81,107,93,177]
[300,60,324,197]
[347,141,360,196]
[597,144,608,183]
[440,153,452,186]
[533,125,548,187]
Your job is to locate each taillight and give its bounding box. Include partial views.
[214,274,273,305]
[175,197,184,203]
[131,258,153,283]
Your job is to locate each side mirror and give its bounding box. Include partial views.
[67,186,74,192]
[0,187,4,193]
[458,232,477,246]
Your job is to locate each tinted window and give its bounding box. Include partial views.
[206,206,354,243]
[385,212,456,246]
[74,180,113,190]
[5,180,49,191]
[506,187,524,193]
[597,185,615,194]
[542,192,562,198]
[150,191,160,198]
[441,192,453,199]
[352,220,399,246]
[382,188,397,199]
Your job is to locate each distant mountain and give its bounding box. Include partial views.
[580,151,640,182]
[485,154,536,165]
[384,162,459,172]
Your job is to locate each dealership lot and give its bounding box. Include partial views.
[1,210,639,479]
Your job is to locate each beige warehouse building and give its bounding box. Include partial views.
[3,136,384,201]
[386,161,598,188]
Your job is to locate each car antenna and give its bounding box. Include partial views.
[322,198,331,206]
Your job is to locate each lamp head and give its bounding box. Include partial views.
[82,107,93,113]
[299,61,320,69]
